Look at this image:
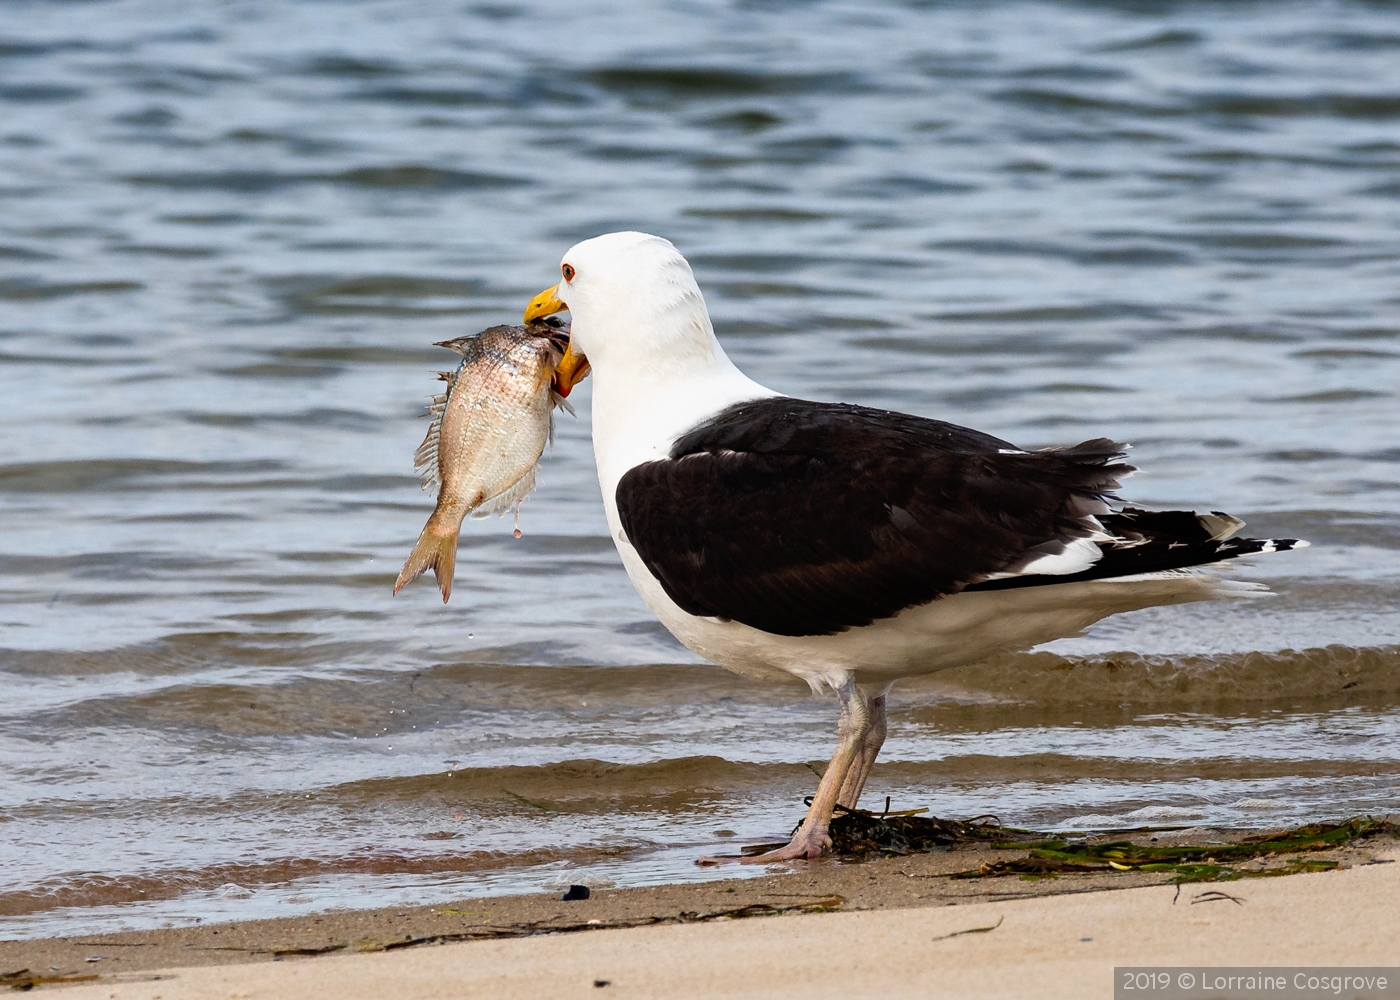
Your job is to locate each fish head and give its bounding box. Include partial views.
[525,288,589,398]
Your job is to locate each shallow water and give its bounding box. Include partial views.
[2,0,1399,938]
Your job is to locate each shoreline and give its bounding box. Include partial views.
[4,822,1396,994]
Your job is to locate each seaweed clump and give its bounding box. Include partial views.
[824,802,1023,856]
[0,969,99,990]
[957,816,1399,884]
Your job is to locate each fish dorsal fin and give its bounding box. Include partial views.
[413,367,460,493]
[433,335,477,356]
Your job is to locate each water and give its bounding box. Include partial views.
[2,0,1399,938]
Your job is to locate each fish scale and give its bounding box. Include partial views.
[394,320,571,602]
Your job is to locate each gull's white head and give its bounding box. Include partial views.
[524,231,724,396]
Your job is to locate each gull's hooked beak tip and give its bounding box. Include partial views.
[525,283,589,398]
[524,283,566,324]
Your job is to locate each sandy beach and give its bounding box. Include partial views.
[5,827,1396,998]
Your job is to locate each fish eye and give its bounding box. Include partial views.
[561,263,576,282]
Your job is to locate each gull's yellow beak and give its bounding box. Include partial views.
[524,284,566,324]
[552,341,590,398]
[525,283,590,398]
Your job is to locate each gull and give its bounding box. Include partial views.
[525,231,1303,863]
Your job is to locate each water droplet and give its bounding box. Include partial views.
[513,527,522,539]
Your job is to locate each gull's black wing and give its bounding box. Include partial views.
[614,397,1133,636]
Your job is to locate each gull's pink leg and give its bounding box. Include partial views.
[837,693,886,810]
[699,678,869,865]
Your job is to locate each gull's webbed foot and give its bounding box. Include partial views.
[697,826,831,866]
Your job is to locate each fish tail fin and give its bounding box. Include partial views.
[393,515,460,602]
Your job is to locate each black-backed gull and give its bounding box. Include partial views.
[525,231,1304,864]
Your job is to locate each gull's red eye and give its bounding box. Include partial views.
[561,263,575,282]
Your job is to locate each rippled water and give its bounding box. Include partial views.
[2,0,1399,938]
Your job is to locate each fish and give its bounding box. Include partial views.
[393,319,574,602]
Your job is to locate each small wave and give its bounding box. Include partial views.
[759,135,855,166]
[997,87,1163,117]
[107,243,217,259]
[0,278,141,302]
[296,55,406,79]
[0,846,619,917]
[0,458,283,494]
[588,66,861,99]
[177,408,382,430]
[1179,231,1345,251]
[1063,805,1206,828]
[1191,92,1400,121]
[1310,31,1400,52]
[1291,349,1400,363]
[0,83,84,102]
[1091,29,1202,53]
[1232,798,1287,811]
[334,165,526,190]
[0,629,385,677]
[927,644,1400,706]
[351,86,497,107]
[0,39,97,58]
[266,274,496,317]
[114,106,178,127]
[0,550,232,582]
[997,86,1400,123]
[120,165,528,192]
[684,206,828,223]
[695,110,786,133]
[836,175,977,198]
[0,350,90,365]
[688,251,814,273]
[0,244,57,261]
[931,237,1191,267]
[929,302,1169,324]
[322,757,791,813]
[1259,389,1390,404]
[851,334,1121,359]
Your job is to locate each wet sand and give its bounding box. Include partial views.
[5,827,1396,996]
